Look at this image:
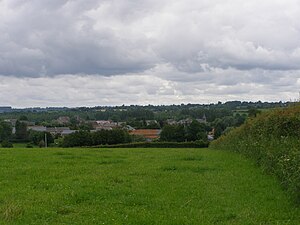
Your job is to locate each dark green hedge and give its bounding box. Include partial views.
[210,105,300,204]
[95,141,209,148]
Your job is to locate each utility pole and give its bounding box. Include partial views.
[45,133,47,148]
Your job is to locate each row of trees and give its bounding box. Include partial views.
[61,129,131,147]
[0,104,248,127]
[160,120,210,142]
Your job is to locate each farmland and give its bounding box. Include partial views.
[0,147,299,224]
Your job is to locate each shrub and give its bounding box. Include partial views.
[95,141,209,148]
[210,105,300,203]
[26,143,34,148]
[61,129,131,147]
[38,140,45,148]
[1,140,13,148]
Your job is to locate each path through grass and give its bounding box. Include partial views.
[0,148,299,224]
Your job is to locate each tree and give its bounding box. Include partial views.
[91,129,131,145]
[62,131,93,147]
[186,120,207,141]
[19,115,28,121]
[28,130,54,145]
[248,108,261,118]
[15,120,28,140]
[1,140,13,148]
[0,121,12,142]
[39,140,45,148]
[61,129,131,147]
[160,125,185,142]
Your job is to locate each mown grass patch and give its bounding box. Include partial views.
[0,147,299,224]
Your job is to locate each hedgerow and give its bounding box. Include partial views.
[95,140,209,148]
[210,105,300,203]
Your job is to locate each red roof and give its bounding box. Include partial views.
[129,129,161,139]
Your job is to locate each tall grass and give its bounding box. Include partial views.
[210,105,300,203]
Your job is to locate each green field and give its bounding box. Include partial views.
[0,148,299,224]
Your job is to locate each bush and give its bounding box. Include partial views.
[39,140,45,148]
[61,129,131,147]
[1,140,13,148]
[26,143,34,148]
[210,105,300,203]
[95,141,209,148]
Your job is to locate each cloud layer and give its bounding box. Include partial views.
[0,0,300,106]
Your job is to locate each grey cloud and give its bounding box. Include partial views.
[0,0,158,77]
[1,0,300,77]
[1,0,300,107]
[1,69,299,107]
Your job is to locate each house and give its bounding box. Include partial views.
[145,120,159,126]
[129,129,161,142]
[61,130,77,136]
[4,119,18,126]
[27,126,47,132]
[196,114,207,124]
[125,125,135,131]
[46,127,70,135]
[166,119,178,125]
[28,126,72,136]
[94,120,120,130]
[56,116,70,125]
[207,128,215,141]
[21,121,35,126]
[178,118,193,125]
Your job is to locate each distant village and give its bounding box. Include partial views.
[0,101,288,145]
[3,115,213,142]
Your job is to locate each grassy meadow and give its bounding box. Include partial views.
[0,147,300,224]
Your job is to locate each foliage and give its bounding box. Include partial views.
[160,124,186,142]
[186,120,207,141]
[0,101,272,127]
[61,129,131,147]
[212,114,246,139]
[247,108,261,117]
[1,140,13,148]
[160,120,209,142]
[61,131,93,147]
[38,140,45,148]
[95,141,209,148]
[130,134,147,142]
[210,105,300,203]
[19,115,28,121]
[0,121,12,142]
[15,120,28,140]
[25,143,34,148]
[28,130,54,146]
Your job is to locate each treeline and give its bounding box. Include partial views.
[95,141,208,148]
[61,129,131,147]
[0,120,54,147]
[60,129,210,148]
[160,120,209,142]
[0,101,287,125]
[210,105,300,203]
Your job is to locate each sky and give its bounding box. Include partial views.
[0,0,300,107]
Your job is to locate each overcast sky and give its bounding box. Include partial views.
[1,0,300,107]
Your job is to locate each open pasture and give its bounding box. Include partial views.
[0,147,299,224]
